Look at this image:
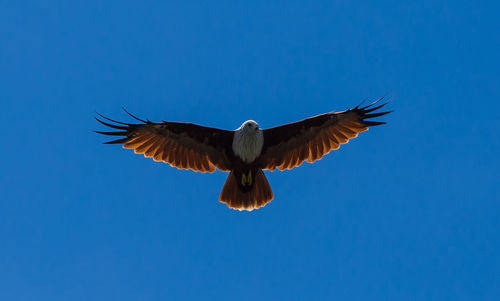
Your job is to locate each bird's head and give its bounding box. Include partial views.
[239,120,260,131]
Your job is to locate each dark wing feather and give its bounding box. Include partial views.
[95,112,234,172]
[258,99,391,171]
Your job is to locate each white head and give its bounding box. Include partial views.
[237,120,260,132]
[233,120,264,163]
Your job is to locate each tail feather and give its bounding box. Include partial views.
[219,169,273,211]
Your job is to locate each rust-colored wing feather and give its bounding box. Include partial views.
[258,99,391,171]
[95,111,233,172]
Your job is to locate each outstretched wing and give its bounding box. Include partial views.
[95,111,233,172]
[258,99,391,171]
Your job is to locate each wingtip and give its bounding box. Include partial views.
[94,116,129,130]
[122,107,148,123]
[95,113,132,126]
[353,95,393,126]
[363,121,387,126]
[94,130,128,136]
[364,110,393,119]
[103,137,130,144]
[365,93,391,108]
[354,98,368,109]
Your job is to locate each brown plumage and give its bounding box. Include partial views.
[95,99,391,211]
[95,112,232,172]
[219,169,273,210]
[258,102,389,170]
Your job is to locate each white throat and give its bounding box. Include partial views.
[232,121,264,163]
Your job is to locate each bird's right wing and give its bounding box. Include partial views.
[258,100,391,171]
[95,111,234,172]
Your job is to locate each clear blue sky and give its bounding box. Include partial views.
[1,1,499,300]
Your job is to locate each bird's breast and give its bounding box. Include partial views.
[232,130,264,163]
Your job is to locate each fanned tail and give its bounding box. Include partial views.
[219,169,273,211]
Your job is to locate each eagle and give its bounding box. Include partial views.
[95,99,391,211]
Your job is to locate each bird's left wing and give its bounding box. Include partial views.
[258,100,391,171]
[95,112,233,172]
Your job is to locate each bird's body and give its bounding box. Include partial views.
[95,99,391,211]
[224,120,270,207]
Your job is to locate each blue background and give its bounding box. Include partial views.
[1,1,499,300]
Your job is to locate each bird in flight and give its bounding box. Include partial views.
[95,98,391,211]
